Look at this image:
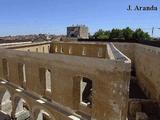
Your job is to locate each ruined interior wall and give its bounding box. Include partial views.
[135,44,160,102]
[0,48,130,120]
[114,42,160,103]
[50,42,107,58]
[113,43,135,65]
[9,44,50,53]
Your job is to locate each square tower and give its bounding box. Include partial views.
[67,25,89,39]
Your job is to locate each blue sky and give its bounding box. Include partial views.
[0,0,160,37]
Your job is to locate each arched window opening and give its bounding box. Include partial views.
[70,34,75,37]
[80,77,92,107]
[15,98,30,120]
[1,90,12,116]
[36,110,52,120]
[2,58,9,80]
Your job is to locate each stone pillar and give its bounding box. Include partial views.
[11,96,20,119]
[11,104,17,119]
[136,112,148,120]
[32,109,40,120]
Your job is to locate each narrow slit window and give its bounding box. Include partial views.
[2,59,9,80]
[45,69,51,92]
[43,47,45,53]
[60,46,64,53]
[69,46,72,54]
[55,46,58,53]
[98,48,103,57]
[22,64,26,83]
[18,63,26,87]
[48,46,50,52]
[82,47,87,56]
[36,48,38,52]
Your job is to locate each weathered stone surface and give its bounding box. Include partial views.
[114,43,160,104]
[0,42,131,120]
[136,112,148,120]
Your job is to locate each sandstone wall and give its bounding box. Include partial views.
[50,42,107,58]
[0,47,130,120]
[135,44,160,102]
[8,43,50,53]
[113,43,135,65]
[114,42,160,103]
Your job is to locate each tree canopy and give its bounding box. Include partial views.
[132,29,151,41]
[92,29,110,39]
[92,27,151,41]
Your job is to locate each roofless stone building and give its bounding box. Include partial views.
[0,39,159,120]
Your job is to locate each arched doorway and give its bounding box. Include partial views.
[36,110,52,120]
[33,106,56,120]
[13,97,31,120]
[0,89,12,116]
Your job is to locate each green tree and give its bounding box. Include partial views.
[143,32,151,41]
[133,29,151,41]
[93,29,110,39]
[109,29,124,39]
[123,27,134,40]
[92,27,151,41]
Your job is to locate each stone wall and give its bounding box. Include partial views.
[114,42,160,103]
[50,42,107,58]
[113,43,135,65]
[135,44,160,102]
[0,43,130,120]
[7,42,50,53]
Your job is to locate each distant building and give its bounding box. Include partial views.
[67,25,89,39]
